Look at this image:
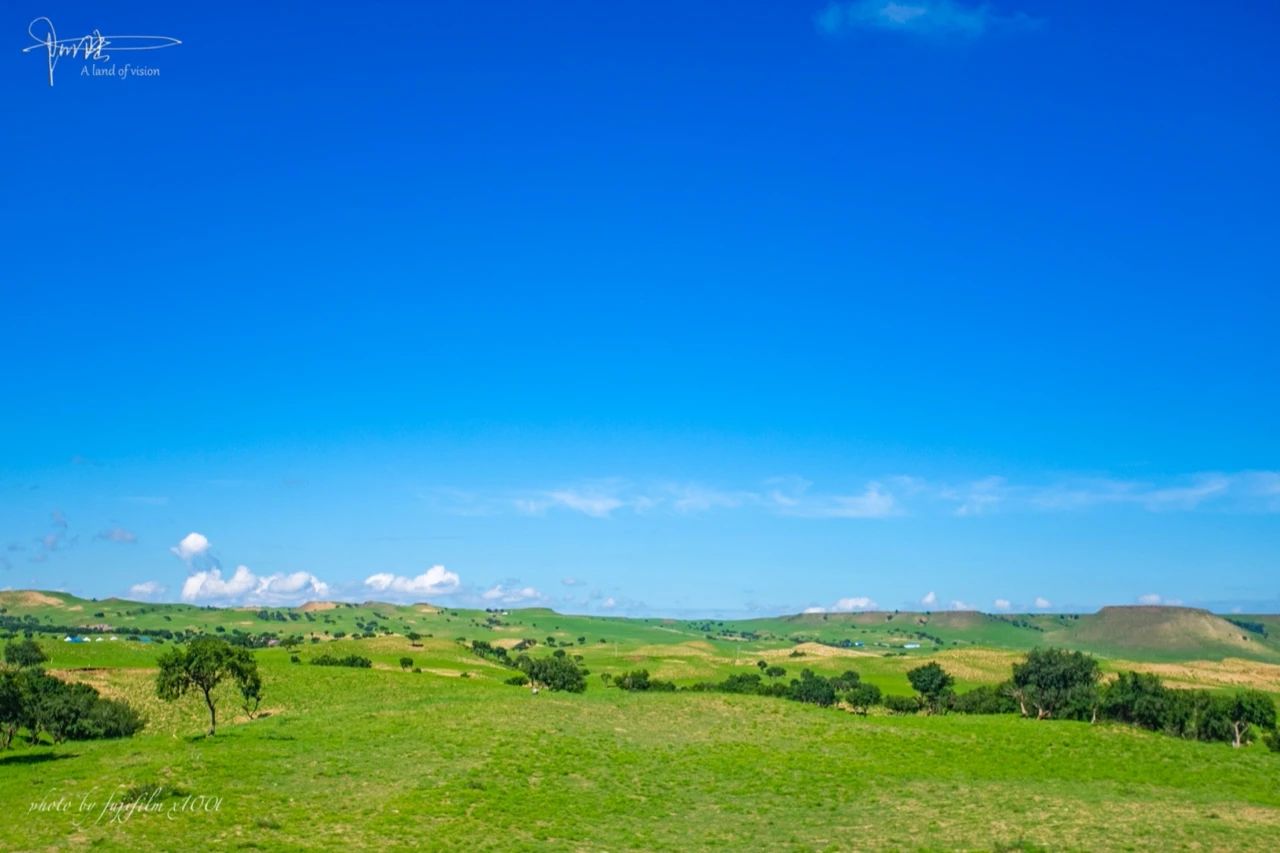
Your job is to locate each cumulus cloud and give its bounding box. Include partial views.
[481,584,544,605]
[1034,596,1051,609]
[920,590,938,607]
[816,1,1039,39]
[181,565,256,601]
[364,565,461,597]
[97,527,137,544]
[993,598,1012,611]
[181,565,329,604]
[170,531,217,565]
[128,581,166,600]
[950,599,975,611]
[600,596,617,609]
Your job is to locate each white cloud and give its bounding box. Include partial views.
[950,599,975,611]
[179,565,330,604]
[666,484,745,514]
[481,584,544,604]
[170,532,210,561]
[364,565,461,597]
[774,482,898,519]
[461,469,1280,525]
[181,565,256,602]
[561,576,582,586]
[993,598,1012,611]
[601,596,617,609]
[128,581,166,599]
[516,488,625,518]
[920,590,938,607]
[816,0,1039,39]
[1136,593,1182,606]
[808,596,878,613]
[1034,596,1051,609]
[256,571,330,602]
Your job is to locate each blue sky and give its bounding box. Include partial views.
[2,1,1277,615]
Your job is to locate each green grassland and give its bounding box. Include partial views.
[2,590,1280,850]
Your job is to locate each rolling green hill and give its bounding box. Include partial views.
[3,590,1280,849]
[3,590,1279,675]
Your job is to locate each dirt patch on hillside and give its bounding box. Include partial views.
[415,604,442,614]
[299,601,338,612]
[0,591,64,608]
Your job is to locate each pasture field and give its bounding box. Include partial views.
[2,592,1280,850]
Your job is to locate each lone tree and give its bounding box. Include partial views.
[399,656,414,671]
[4,638,47,669]
[1009,648,1100,721]
[906,662,954,714]
[156,636,261,735]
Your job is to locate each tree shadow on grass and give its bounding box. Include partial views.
[0,751,78,765]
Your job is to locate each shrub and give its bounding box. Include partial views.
[614,669,676,692]
[952,684,1018,715]
[310,654,372,668]
[883,694,920,715]
[4,638,47,669]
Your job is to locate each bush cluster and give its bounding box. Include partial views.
[1,640,145,747]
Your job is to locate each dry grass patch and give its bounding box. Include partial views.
[761,642,877,660]
[1120,657,1280,693]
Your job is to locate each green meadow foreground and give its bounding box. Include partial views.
[3,591,1280,850]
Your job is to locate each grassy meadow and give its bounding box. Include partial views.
[2,591,1280,850]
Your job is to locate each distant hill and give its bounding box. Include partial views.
[2,590,1278,663]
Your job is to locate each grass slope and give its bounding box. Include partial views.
[3,654,1280,851]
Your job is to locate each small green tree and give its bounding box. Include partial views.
[156,636,261,735]
[845,682,882,715]
[906,662,954,714]
[4,638,47,669]
[399,656,414,671]
[764,665,786,679]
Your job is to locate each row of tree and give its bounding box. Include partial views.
[670,648,1278,750]
[879,649,1279,749]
